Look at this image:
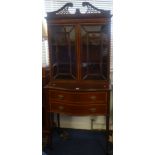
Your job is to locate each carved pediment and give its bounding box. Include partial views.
[54,3,73,15]
[46,2,111,18]
[82,2,109,14]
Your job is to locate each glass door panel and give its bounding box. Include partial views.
[50,25,76,80]
[80,25,109,80]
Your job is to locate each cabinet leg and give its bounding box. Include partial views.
[57,113,61,134]
[106,115,110,155]
[46,112,54,150]
[57,113,60,128]
[56,113,69,139]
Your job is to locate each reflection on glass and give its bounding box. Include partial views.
[50,25,76,80]
[81,25,109,80]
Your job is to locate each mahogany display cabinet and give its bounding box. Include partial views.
[44,2,112,154]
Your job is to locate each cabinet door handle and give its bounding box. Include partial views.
[58,95,64,100]
[90,96,96,100]
[90,108,96,112]
[58,106,64,110]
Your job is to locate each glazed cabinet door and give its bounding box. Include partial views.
[80,24,110,80]
[48,25,77,80]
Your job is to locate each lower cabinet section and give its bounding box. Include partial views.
[46,89,109,116]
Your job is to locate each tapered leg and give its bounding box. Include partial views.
[57,113,60,128]
[106,115,110,155]
[57,113,62,134]
[56,114,69,139]
[46,112,54,150]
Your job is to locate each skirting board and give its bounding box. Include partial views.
[56,116,113,130]
[60,121,113,130]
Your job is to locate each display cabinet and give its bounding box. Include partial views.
[44,2,112,154]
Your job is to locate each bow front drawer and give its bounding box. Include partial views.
[77,92,107,103]
[49,90,78,102]
[49,90,108,105]
[48,102,107,116]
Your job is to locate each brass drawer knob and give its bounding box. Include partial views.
[58,106,64,110]
[90,96,96,100]
[58,94,64,100]
[90,108,96,112]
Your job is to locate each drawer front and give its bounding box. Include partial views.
[49,90,107,104]
[77,92,107,103]
[48,102,107,116]
[49,90,78,102]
